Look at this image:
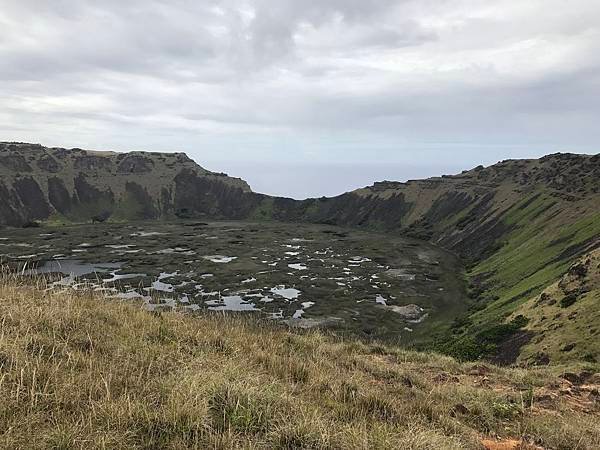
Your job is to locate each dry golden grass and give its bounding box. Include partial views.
[0,272,599,449]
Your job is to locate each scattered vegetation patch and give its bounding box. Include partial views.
[435,316,530,362]
[560,292,579,308]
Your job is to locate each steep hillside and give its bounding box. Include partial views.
[271,153,600,363]
[1,277,599,449]
[290,153,599,262]
[0,142,254,225]
[512,249,600,365]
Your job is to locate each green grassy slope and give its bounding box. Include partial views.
[281,153,600,364]
[513,248,600,365]
[435,198,599,364]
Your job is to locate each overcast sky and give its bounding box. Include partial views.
[1,0,599,198]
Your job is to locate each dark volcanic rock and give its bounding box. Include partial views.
[0,182,22,226]
[48,177,72,214]
[0,142,256,225]
[490,330,534,366]
[117,155,155,174]
[424,191,474,224]
[298,191,412,229]
[174,168,261,219]
[73,173,115,220]
[74,155,114,171]
[0,154,33,172]
[13,177,50,220]
[123,181,158,219]
[37,154,62,173]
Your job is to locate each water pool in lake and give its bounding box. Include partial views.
[1,221,469,341]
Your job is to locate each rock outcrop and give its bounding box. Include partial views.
[0,142,253,225]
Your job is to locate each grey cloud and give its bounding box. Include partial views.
[0,0,430,83]
[0,0,599,198]
[0,2,221,81]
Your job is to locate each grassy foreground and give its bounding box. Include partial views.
[0,278,599,449]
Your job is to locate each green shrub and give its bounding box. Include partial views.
[560,293,578,308]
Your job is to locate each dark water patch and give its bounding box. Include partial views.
[27,260,122,277]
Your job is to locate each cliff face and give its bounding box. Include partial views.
[276,153,599,363]
[0,142,254,225]
[291,153,600,260]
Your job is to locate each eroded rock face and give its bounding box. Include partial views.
[173,168,261,219]
[0,142,255,225]
[74,155,114,171]
[74,173,114,205]
[48,177,72,214]
[123,181,158,219]
[13,177,50,219]
[117,155,154,174]
[0,154,32,172]
[299,192,411,228]
[0,181,22,226]
[37,154,62,173]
